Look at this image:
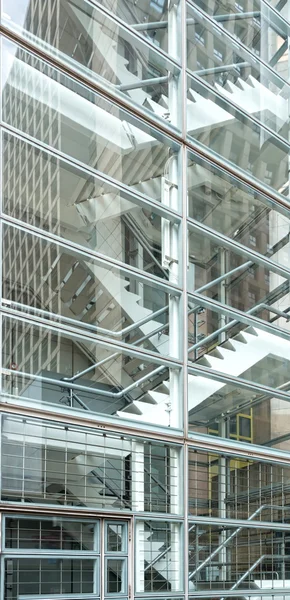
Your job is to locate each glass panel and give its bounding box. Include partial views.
[1,0,181,129]
[187,224,290,332]
[188,447,290,521]
[106,558,126,594]
[187,297,290,446]
[1,38,181,207]
[135,520,182,592]
[2,223,179,355]
[93,0,180,59]
[188,1,289,80]
[4,557,96,598]
[187,72,290,197]
[188,522,290,593]
[187,365,290,446]
[187,3,290,145]
[5,517,96,550]
[2,132,182,281]
[187,150,290,256]
[1,315,182,428]
[1,414,180,512]
[106,522,127,552]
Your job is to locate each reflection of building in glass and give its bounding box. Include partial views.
[2,0,290,598]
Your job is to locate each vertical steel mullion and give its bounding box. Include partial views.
[39,555,41,595]
[100,518,105,600]
[149,443,152,513]
[184,442,189,598]
[0,413,2,517]
[0,555,5,600]
[21,421,25,502]
[64,427,68,506]
[182,0,188,593]
[128,517,133,600]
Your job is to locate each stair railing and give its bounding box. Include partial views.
[189,504,287,581]
[188,301,290,355]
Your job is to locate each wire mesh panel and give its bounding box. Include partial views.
[135,519,182,593]
[188,447,290,522]
[188,522,290,594]
[1,413,181,514]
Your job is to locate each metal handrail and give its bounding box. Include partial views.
[189,504,288,580]
[5,364,167,399]
[5,299,169,341]
[188,302,290,354]
[195,261,252,295]
[229,554,290,595]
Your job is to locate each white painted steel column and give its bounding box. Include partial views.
[170,447,182,590]
[132,441,145,592]
[218,420,228,583]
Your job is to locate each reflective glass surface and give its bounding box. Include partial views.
[188,447,290,520]
[2,132,182,281]
[187,150,290,252]
[187,223,290,332]
[4,557,96,596]
[187,73,290,196]
[2,0,182,129]
[188,1,290,80]
[1,414,181,512]
[2,316,182,427]
[135,520,182,592]
[3,1,290,599]
[188,522,290,593]
[187,3,290,146]
[1,38,181,206]
[93,0,181,59]
[2,223,180,356]
[5,517,96,550]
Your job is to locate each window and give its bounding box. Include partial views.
[3,516,129,599]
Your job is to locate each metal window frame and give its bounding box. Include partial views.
[105,521,128,555]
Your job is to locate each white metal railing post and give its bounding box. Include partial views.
[132,442,145,592]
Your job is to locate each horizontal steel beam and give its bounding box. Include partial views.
[196,61,249,76]
[119,75,169,92]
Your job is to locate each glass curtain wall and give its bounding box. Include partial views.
[2,1,290,600]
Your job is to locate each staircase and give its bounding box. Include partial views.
[119,323,290,425]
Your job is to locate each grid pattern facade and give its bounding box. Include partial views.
[1,0,290,599]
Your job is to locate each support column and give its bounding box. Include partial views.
[170,447,182,590]
[132,442,145,593]
[219,248,227,344]
[218,420,227,583]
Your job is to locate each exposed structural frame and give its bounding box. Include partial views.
[3,0,290,598]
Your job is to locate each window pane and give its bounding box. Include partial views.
[135,520,182,592]
[187,363,290,447]
[188,446,290,521]
[187,73,290,197]
[187,150,290,259]
[2,223,179,356]
[5,517,96,551]
[2,315,182,428]
[4,557,95,598]
[1,38,181,207]
[188,522,290,593]
[2,0,181,128]
[187,223,290,334]
[106,522,127,552]
[2,132,182,282]
[1,414,180,513]
[106,558,126,594]
[187,1,289,82]
[91,0,179,58]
